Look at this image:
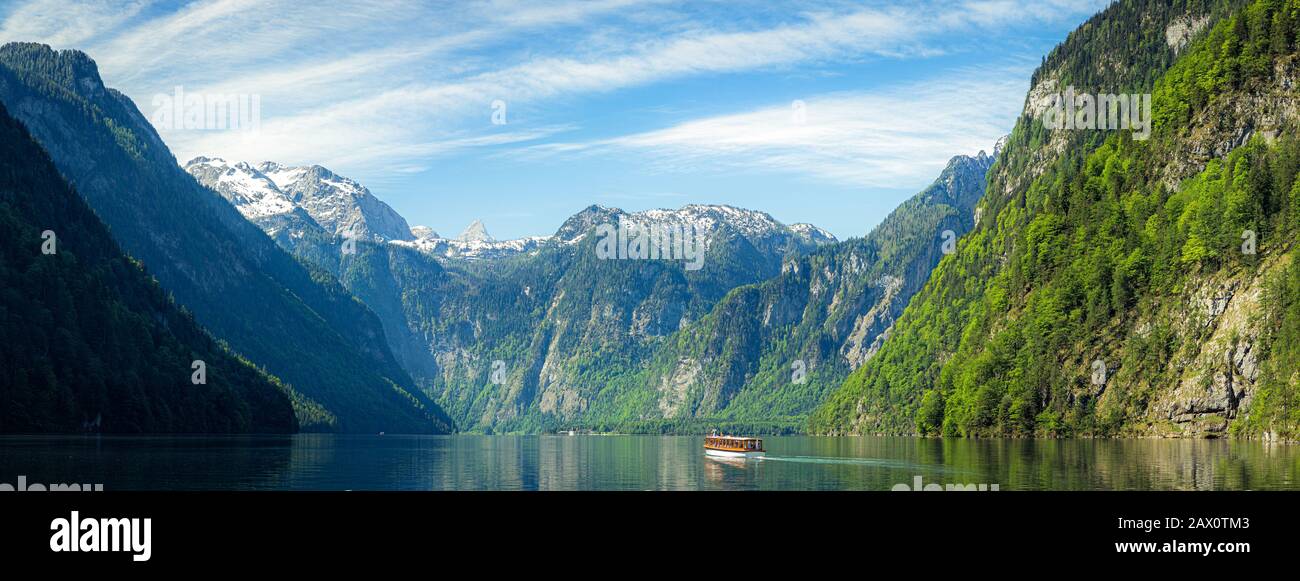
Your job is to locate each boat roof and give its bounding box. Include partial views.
[708,435,762,440]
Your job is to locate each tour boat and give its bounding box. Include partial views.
[703,435,765,459]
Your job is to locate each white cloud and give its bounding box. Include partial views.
[0,0,1102,181]
[526,66,1030,187]
[0,0,148,48]
[949,0,1111,27]
[157,4,927,170]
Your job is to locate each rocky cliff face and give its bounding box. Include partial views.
[186,112,994,432]
[633,149,997,424]
[420,203,842,431]
[182,171,846,431]
[1147,272,1262,434]
[1139,62,1299,437]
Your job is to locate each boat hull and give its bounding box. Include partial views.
[704,448,765,459]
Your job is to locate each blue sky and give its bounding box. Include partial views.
[0,0,1109,240]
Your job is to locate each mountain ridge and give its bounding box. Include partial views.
[609,147,998,429]
[812,0,1300,440]
[184,156,414,242]
[0,100,297,433]
[188,141,991,433]
[0,42,453,434]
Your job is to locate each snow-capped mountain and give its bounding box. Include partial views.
[789,223,837,246]
[393,220,549,261]
[397,204,838,262]
[189,156,837,264]
[185,157,413,242]
[553,204,838,250]
[409,225,439,239]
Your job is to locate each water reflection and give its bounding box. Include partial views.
[0,435,1295,491]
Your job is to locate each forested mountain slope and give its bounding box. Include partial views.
[186,186,840,432]
[812,0,1300,440]
[0,102,296,433]
[192,146,995,433]
[0,43,452,433]
[605,149,998,432]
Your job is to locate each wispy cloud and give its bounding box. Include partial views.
[0,0,148,47]
[523,65,1029,187]
[0,0,1104,189]
[946,0,1110,27]
[154,3,930,171]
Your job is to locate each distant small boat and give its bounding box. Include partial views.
[704,435,765,459]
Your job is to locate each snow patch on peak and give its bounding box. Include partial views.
[186,157,294,219]
[551,202,836,251]
[790,223,837,244]
[629,203,786,240]
[410,225,439,239]
[187,156,229,168]
[262,166,306,192]
[186,157,412,242]
[396,223,548,261]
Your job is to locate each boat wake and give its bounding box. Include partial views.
[756,455,909,467]
[754,455,965,474]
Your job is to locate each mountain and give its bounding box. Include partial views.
[189,140,1000,436]
[394,223,549,261]
[190,137,982,435]
[0,101,296,433]
[184,155,846,432]
[0,43,452,434]
[812,0,1300,440]
[457,220,492,242]
[616,149,997,430]
[415,203,840,431]
[184,157,413,242]
[186,157,557,261]
[788,223,838,246]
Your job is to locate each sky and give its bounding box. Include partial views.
[0,0,1110,240]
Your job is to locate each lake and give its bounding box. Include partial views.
[0,435,1296,491]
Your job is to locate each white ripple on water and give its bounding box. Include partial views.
[754,454,969,475]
